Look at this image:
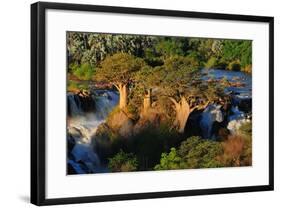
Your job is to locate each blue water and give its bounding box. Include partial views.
[201,68,252,99]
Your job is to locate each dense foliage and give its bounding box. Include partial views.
[108,150,138,172]
[67,33,252,80]
[154,124,252,170]
[154,136,223,170]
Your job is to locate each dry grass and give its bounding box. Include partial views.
[217,134,251,167]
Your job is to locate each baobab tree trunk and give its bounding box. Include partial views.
[142,89,152,116]
[114,83,128,109]
[170,96,195,133]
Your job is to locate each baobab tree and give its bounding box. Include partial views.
[95,53,145,109]
[133,65,161,117]
[157,56,223,133]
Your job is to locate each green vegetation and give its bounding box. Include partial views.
[67,80,89,92]
[155,125,252,171]
[95,53,145,109]
[108,150,138,172]
[71,63,95,80]
[205,57,218,69]
[67,33,252,78]
[154,136,223,170]
[216,122,252,166]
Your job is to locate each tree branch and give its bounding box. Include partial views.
[169,97,179,106]
[113,83,120,91]
[192,100,210,112]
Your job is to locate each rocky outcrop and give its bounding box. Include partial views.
[67,91,96,116]
[133,108,165,135]
[107,110,134,138]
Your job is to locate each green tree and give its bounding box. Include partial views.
[178,136,223,168]
[155,56,223,133]
[95,53,145,109]
[71,62,95,80]
[154,136,223,170]
[221,40,252,71]
[155,37,189,58]
[133,65,163,116]
[154,147,186,170]
[205,56,217,69]
[67,32,155,66]
[108,150,138,172]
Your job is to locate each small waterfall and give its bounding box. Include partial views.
[94,90,119,119]
[199,104,223,139]
[67,90,119,174]
[67,92,96,116]
[67,94,82,116]
[227,106,251,134]
[200,69,252,138]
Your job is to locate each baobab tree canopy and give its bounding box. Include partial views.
[95,53,146,109]
[95,52,145,85]
[154,56,224,133]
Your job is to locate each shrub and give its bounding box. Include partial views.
[205,57,217,69]
[216,59,228,69]
[108,150,138,172]
[227,61,241,71]
[67,80,88,92]
[72,63,95,80]
[217,135,245,166]
[239,121,252,136]
[68,62,79,73]
[154,148,186,170]
[242,65,252,73]
[179,136,223,168]
[238,122,252,166]
[131,125,179,170]
[217,122,252,167]
[154,136,223,170]
[67,80,79,92]
[126,103,139,121]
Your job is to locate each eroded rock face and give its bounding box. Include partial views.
[133,109,164,135]
[107,110,134,138]
[133,119,152,136]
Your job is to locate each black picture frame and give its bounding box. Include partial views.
[31,1,274,206]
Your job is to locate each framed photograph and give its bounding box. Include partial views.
[31,2,274,206]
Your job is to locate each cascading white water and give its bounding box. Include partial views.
[93,90,119,119]
[67,90,119,174]
[199,104,223,139]
[199,69,252,138]
[227,106,250,134]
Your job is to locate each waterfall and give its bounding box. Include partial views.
[200,69,252,138]
[94,90,119,119]
[67,90,119,174]
[67,93,82,116]
[199,104,223,139]
[67,92,96,116]
[227,106,251,134]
